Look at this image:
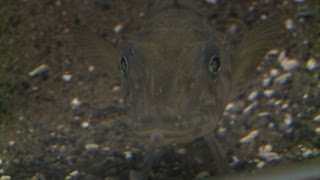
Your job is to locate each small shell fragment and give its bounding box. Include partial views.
[248,91,259,102]
[306,57,317,71]
[285,18,295,31]
[85,144,99,152]
[28,64,49,77]
[280,58,299,71]
[239,130,259,143]
[113,23,124,33]
[274,73,291,84]
[71,97,81,109]
[62,72,72,82]
[314,114,320,123]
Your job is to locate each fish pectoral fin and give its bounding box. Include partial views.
[232,15,283,91]
[71,26,119,74]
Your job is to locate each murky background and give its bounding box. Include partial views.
[0,0,319,179]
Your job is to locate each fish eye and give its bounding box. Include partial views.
[208,55,221,73]
[119,56,129,75]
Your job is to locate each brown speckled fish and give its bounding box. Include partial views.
[73,0,281,179]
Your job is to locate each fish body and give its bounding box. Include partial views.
[73,0,281,177]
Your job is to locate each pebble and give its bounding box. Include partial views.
[265,49,279,59]
[285,18,295,31]
[217,127,226,136]
[280,58,299,71]
[248,91,259,101]
[278,50,287,62]
[239,130,259,143]
[176,148,187,155]
[0,159,2,166]
[69,170,80,178]
[85,144,99,152]
[270,69,280,78]
[70,97,81,109]
[225,102,244,113]
[262,77,272,88]
[274,73,291,84]
[195,171,210,180]
[243,101,258,115]
[257,112,270,118]
[263,89,274,98]
[314,114,320,123]
[205,0,218,5]
[281,113,293,130]
[0,176,11,180]
[113,23,124,33]
[256,161,266,168]
[306,57,317,71]
[301,147,319,158]
[315,127,320,135]
[81,121,90,129]
[258,145,281,162]
[28,64,49,77]
[8,141,15,147]
[88,65,95,72]
[62,72,72,82]
[123,151,132,160]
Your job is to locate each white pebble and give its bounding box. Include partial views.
[112,85,121,92]
[28,64,49,77]
[0,159,2,166]
[248,91,259,101]
[268,122,275,128]
[258,152,281,162]
[314,114,320,123]
[315,127,320,135]
[280,58,299,71]
[217,127,226,136]
[85,144,99,152]
[8,141,15,147]
[195,171,210,179]
[88,65,95,72]
[284,114,293,125]
[113,23,124,33]
[69,170,80,177]
[306,57,317,71]
[259,144,273,153]
[301,148,319,158]
[70,97,81,109]
[62,72,72,82]
[239,130,259,143]
[256,161,266,168]
[225,102,244,113]
[124,151,132,160]
[243,101,258,115]
[270,69,280,78]
[0,176,11,180]
[285,18,295,31]
[274,73,291,84]
[266,49,279,57]
[177,148,187,155]
[263,89,274,98]
[257,112,270,117]
[281,103,289,110]
[205,0,218,5]
[262,77,272,88]
[81,121,90,129]
[278,50,287,62]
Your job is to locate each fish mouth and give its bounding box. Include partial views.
[126,114,217,145]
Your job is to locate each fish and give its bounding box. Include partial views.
[72,0,281,179]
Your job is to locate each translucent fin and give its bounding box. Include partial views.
[204,133,230,175]
[232,16,283,88]
[71,26,119,74]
